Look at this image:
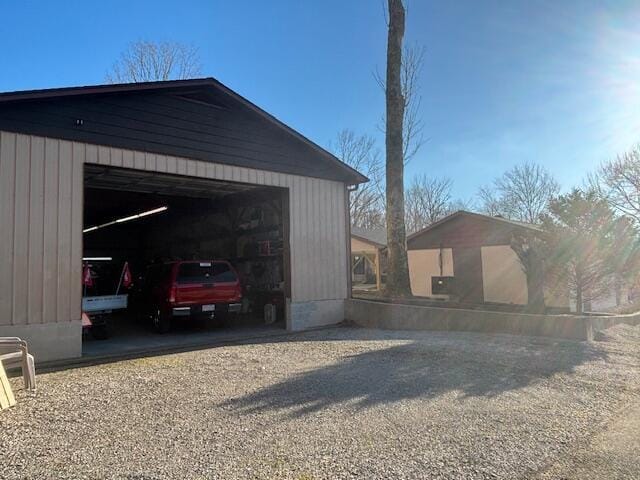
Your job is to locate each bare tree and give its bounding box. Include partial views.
[383,0,412,296]
[332,129,385,229]
[375,44,426,164]
[476,185,505,217]
[477,162,560,223]
[399,45,426,163]
[405,175,453,233]
[106,41,202,83]
[590,144,640,222]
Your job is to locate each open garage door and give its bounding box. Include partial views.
[81,164,290,357]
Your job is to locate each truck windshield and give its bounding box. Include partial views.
[177,262,237,283]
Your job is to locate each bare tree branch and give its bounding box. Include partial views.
[405,175,455,233]
[106,41,202,83]
[477,162,560,223]
[375,43,426,164]
[332,129,385,229]
[590,144,640,223]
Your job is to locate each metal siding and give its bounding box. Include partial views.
[301,177,312,299]
[12,135,30,325]
[42,138,59,324]
[98,145,110,165]
[309,177,318,299]
[166,156,177,174]
[288,180,299,300]
[196,161,206,178]
[28,136,45,324]
[145,152,157,171]
[0,132,16,324]
[328,183,339,297]
[122,149,134,169]
[316,179,327,299]
[335,185,344,295]
[157,154,168,172]
[186,160,197,177]
[0,131,348,326]
[56,141,72,323]
[110,146,123,167]
[70,143,84,323]
[177,158,187,175]
[86,143,98,165]
[134,151,145,171]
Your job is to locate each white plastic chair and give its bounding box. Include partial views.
[0,337,36,392]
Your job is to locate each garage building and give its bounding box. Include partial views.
[407,210,569,310]
[0,78,366,361]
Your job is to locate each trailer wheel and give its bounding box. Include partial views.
[152,309,171,334]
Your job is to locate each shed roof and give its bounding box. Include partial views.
[408,211,540,240]
[0,78,367,184]
[407,210,541,250]
[351,226,387,247]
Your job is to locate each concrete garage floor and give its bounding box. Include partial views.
[4,326,640,479]
[82,313,287,361]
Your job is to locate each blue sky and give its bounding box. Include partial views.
[2,1,640,201]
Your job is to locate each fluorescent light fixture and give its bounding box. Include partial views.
[83,206,168,234]
[138,206,168,217]
[82,257,113,261]
[115,214,139,223]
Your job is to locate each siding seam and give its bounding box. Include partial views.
[26,136,32,324]
[41,139,47,324]
[9,134,16,324]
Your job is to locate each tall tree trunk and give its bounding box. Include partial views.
[384,0,412,297]
[614,272,623,306]
[576,282,583,314]
[526,255,546,313]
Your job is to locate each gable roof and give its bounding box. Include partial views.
[0,78,367,184]
[351,226,387,247]
[406,210,542,250]
[408,210,541,241]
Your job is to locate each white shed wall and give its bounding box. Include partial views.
[408,248,454,298]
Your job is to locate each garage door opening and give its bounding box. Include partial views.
[81,165,290,357]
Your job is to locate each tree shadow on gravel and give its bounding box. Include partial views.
[221,336,608,417]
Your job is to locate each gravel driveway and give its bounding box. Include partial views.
[2,326,640,479]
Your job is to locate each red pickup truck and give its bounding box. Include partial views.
[139,260,242,333]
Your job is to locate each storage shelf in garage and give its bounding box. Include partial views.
[236,225,281,237]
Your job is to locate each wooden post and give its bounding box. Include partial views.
[375,248,382,291]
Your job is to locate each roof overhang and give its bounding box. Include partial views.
[407,210,542,243]
[351,233,386,249]
[0,78,369,185]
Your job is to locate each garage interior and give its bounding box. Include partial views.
[82,164,289,356]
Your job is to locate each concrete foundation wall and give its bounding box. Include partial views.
[288,299,345,331]
[590,311,640,331]
[346,298,593,341]
[0,320,82,362]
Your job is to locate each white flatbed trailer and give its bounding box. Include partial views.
[82,294,128,339]
[82,294,128,314]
